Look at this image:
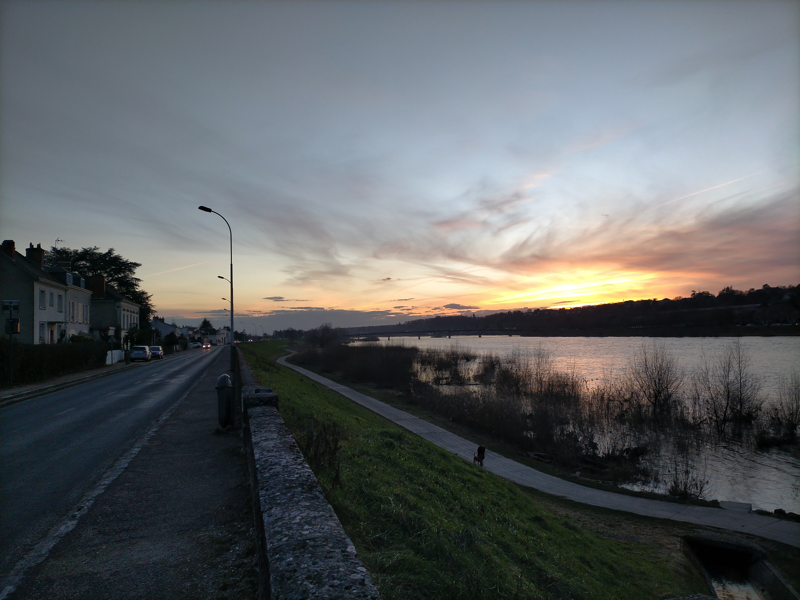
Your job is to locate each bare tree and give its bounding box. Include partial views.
[692,346,736,437]
[774,370,800,440]
[729,339,762,427]
[627,340,684,421]
[691,339,762,438]
[308,323,339,348]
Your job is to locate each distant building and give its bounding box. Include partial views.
[181,325,198,340]
[216,326,230,345]
[151,316,180,341]
[85,274,140,345]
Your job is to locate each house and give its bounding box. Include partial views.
[151,316,181,341]
[181,325,198,340]
[216,326,230,346]
[85,274,140,346]
[0,240,93,343]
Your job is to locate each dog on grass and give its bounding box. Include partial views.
[473,445,486,467]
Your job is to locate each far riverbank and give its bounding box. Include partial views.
[363,325,800,338]
[521,325,800,337]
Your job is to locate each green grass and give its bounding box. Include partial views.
[241,341,709,600]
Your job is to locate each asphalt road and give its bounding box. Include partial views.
[0,347,223,582]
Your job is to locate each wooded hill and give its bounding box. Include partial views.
[345,284,800,336]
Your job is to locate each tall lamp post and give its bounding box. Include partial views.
[218,277,234,363]
[198,206,235,373]
[222,298,232,341]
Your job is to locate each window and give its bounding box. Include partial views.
[38,322,46,343]
[77,302,83,323]
[49,292,54,307]
[57,294,63,312]
[69,301,75,323]
[39,289,46,309]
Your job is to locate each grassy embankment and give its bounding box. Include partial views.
[239,340,728,599]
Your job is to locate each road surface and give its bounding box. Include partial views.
[0,347,223,585]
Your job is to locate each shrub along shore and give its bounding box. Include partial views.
[240,341,770,600]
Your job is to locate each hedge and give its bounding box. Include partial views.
[0,337,109,388]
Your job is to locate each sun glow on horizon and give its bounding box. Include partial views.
[487,272,659,308]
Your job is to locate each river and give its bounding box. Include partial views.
[364,335,800,513]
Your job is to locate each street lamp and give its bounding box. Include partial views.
[221,300,231,318]
[198,205,234,373]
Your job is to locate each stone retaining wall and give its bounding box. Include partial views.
[238,350,380,600]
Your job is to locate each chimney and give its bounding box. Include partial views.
[2,240,15,258]
[86,274,106,299]
[26,243,45,268]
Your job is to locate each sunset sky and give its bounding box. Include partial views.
[2,1,798,332]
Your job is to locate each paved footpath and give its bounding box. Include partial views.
[278,356,800,549]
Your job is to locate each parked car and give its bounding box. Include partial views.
[149,345,164,359]
[130,345,151,362]
[190,341,202,348]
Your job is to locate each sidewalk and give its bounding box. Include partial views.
[277,356,800,549]
[0,360,141,407]
[9,349,258,600]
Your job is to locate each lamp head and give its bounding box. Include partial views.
[198,205,212,212]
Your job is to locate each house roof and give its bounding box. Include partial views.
[92,284,140,308]
[1,249,139,308]
[1,249,68,289]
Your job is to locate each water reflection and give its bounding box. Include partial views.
[402,335,799,399]
[620,437,800,513]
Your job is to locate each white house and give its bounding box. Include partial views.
[0,240,92,343]
[216,326,230,345]
[181,325,198,340]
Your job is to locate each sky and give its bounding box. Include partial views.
[2,1,798,333]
